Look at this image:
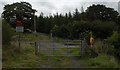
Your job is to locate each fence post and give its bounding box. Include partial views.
[81,40,83,56]
[39,41,40,54]
[35,42,38,55]
[81,38,85,56]
[53,41,54,56]
[18,33,21,50]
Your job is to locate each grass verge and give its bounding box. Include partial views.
[2,33,74,68]
[82,54,119,68]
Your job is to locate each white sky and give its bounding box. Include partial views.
[0,0,120,16]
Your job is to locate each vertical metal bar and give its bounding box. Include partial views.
[19,33,21,49]
[67,40,68,56]
[35,42,38,55]
[53,41,54,56]
[81,40,83,56]
[83,38,85,56]
[81,39,85,56]
[67,44,68,56]
[34,13,36,33]
[39,41,40,54]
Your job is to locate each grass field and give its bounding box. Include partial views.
[82,53,119,68]
[2,33,120,68]
[2,33,74,68]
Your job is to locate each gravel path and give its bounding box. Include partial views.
[29,32,84,68]
[27,41,83,68]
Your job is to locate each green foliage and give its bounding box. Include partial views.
[37,13,54,34]
[73,8,80,21]
[51,25,69,38]
[35,4,118,40]
[2,21,14,45]
[82,54,119,68]
[84,46,98,58]
[2,34,74,68]
[58,25,69,38]
[105,31,120,59]
[51,25,59,36]
[91,20,116,38]
[2,2,36,30]
[86,4,118,22]
[92,40,114,55]
[79,31,90,44]
[50,19,116,40]
[84,39,115,58]
[36,13,45,33]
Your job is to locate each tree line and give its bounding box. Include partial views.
[2,2,120,40]
[36,4,119,40]
[2,1,120,59]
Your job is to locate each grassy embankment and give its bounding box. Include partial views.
[81,40,120,68]
[82,54,119,68]
[2,33,74,68]
[2,32,120,68]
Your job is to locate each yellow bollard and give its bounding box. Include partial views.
[90,33,93,48]
[51,33,52,40]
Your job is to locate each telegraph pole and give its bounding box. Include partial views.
[34,12,36,34]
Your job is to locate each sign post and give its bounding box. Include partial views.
[16,21,24,49]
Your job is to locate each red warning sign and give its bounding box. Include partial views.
[16,21,24,27]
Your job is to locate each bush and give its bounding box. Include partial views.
[2,21,14,46]
[51,25,59,37]
[91,20,116,39]
[92,40,114,55]
[84,45,98,58]
[79,31,91,44]
[105,31,120,59]
[84,40,114,58]
[82,54,119,68]
[70,20,116,39]
[51,25,69,39]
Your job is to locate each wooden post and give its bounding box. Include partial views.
[81,38,85,56]
[39,41,40,54]
[51,33,52,40]
[81,40,83,56]
[35,42,38,55]
[18,33,21,49]
[52,42,54,56]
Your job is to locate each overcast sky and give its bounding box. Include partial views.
[0,0,120,16]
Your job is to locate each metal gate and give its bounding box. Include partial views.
[34,40,85,56]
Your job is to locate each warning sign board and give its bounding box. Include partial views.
[16,21,24,32]
[16,27,24,32]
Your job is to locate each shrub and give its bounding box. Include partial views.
[51,25,69,39]
[2,21,14,46]
[84,40,114,58]
[84,45,98,58]
[79,31,90,44]
[92,40,114,55]
[51,25,59,37]
[91,20,117,39]
[105,31,120,59]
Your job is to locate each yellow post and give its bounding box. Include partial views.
[51,33,52,40]
[90,33,93,48]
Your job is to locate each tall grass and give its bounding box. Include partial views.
[82,40,119,68]
[92,40,114,55]
[82,54,119,68]
[2,33,74,68]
